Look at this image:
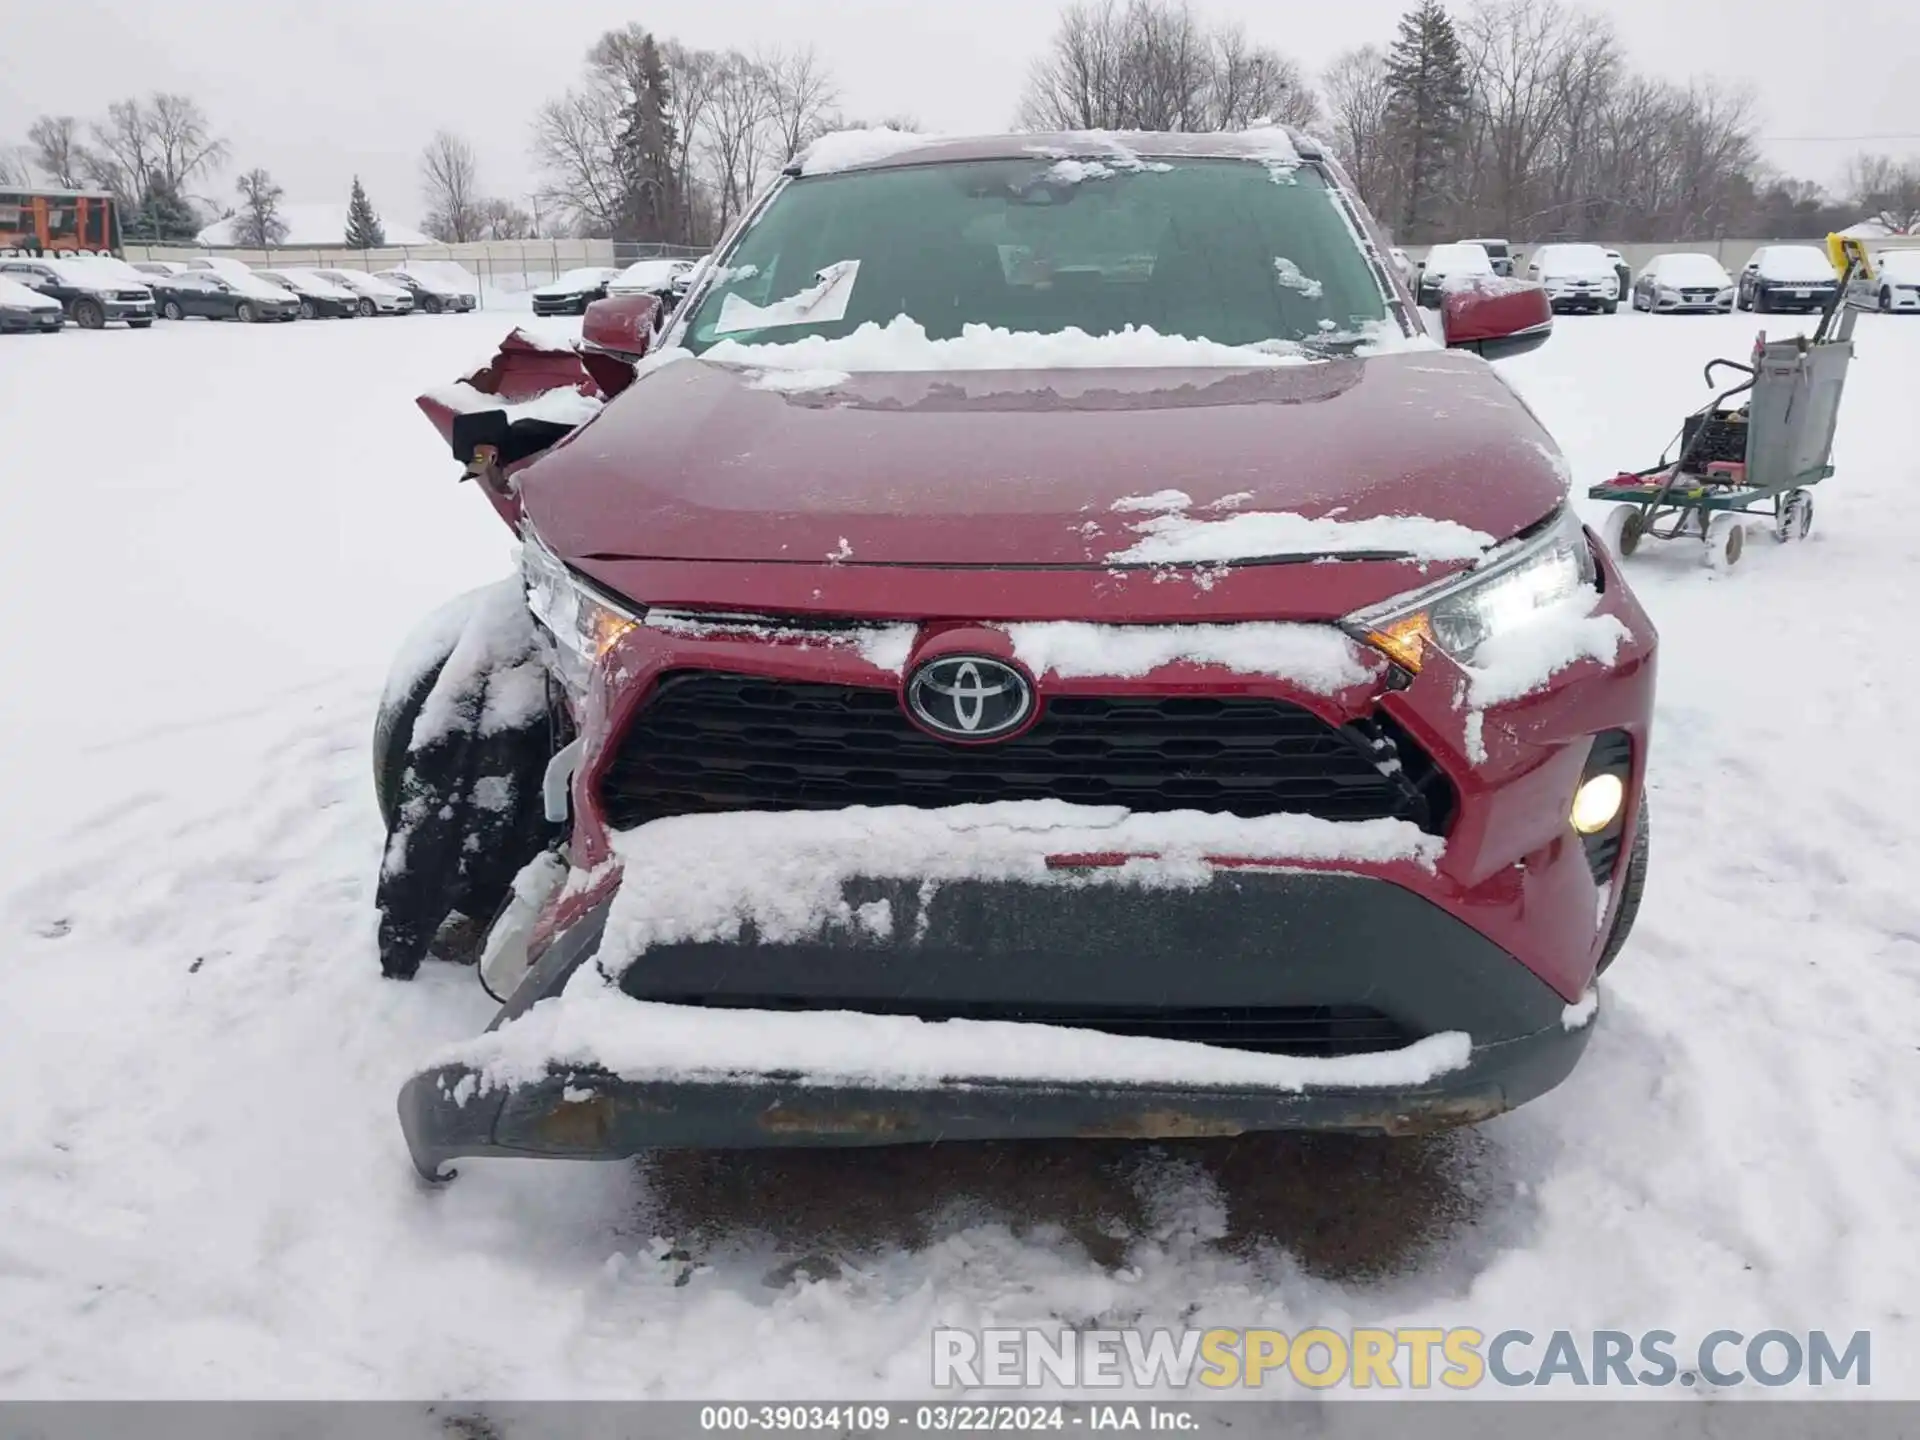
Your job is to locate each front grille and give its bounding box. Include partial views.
[599,671,1452,833]
[632,994,1416,1057]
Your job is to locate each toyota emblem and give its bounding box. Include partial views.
[905,655,1033,742]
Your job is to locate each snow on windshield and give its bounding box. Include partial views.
[1104,489,1493,565]
[1271,256,1324,299]
[1650,254,1731,287]
[701,315,1322,374]
[0,275,58,308]
[1756,247,1835,282]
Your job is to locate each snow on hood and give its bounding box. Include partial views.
[1755,247,1837,282]
[1647,253,1732,288]
[610,259,695,290]
[1103,489,1493,566]
[229,273,300,302]
[1533,244,1615,279]
[40,256,145,289]
[265,269,355,300]
[700,315,1323,373]
[425,800,1462,1094]
[0,275,60,310]
[1422,244,1494,277]
[1877,251,1920,283]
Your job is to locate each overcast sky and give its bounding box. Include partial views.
[4,0,1916,226]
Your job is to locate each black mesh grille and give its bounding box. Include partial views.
[631,994,1415,1058]
[599,671,1451,833]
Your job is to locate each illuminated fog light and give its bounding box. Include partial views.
[1571,773,1625,835]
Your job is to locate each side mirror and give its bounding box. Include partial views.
[1441,280,1552,361]
[580,293,660,398]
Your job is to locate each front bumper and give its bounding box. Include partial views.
[0,309,61,332]
[531,295,586,315]
[103,299,154,322]
[399,874,1596,1177]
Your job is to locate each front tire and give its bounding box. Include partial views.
[357,297,375,318]
[299,299,315,319]
[374,583,564,980]
[1882,288,1894,313]
[236,301,256,323]
[73,299,104,329]
[424,295,443,314]
[162,300,184,321]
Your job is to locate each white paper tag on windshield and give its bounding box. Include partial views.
[713,259,860,335]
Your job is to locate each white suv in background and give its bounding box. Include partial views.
[1525,243,1620,314]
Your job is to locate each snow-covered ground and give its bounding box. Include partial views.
[2,308,1917,1398]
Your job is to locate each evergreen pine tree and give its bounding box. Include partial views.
[613,35,680,244]
[129,178,202,244]
[1383,0,1470,242]
[345,176,387,249]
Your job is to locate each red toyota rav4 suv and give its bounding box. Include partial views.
[380,129,1655,1178]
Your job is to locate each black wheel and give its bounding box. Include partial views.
[73,299,104,329]
[162,300,184,321]
[1754,288,1771,314]
[424,295,443,314]
[236,301,255,323]
[1596,800,1649,974]
[299,299,315,319]
[1603,300,1618,315]
[357,297,375,317]
[1882,288,1894,313]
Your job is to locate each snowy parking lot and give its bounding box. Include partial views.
[2,307,1918,1399]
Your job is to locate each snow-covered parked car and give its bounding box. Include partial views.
[0,273,65,332]
[1414,242,1494,306]
[530,266,619,316]
[375,266,476,314]
[608,257,699,305]
[1737,245,1839,314]
[1525,243,1620,314]
[309,268,415,316]
[1849,249,1920,313]
[150,269,302,323]
[1631,253,1735,313]
[256,267,362,319]
[377,127,1651,1179]
[0,255,153,328]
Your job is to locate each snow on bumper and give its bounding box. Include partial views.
[398,805,1591,1176]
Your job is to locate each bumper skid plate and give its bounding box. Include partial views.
[399,871,1593,1178]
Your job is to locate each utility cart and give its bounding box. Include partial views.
[1589,236,1872,570]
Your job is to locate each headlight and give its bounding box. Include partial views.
[1716,288,1734,300]
[519,529,642,695]
[1343,509,1599,674]
[1658,288,1679,301]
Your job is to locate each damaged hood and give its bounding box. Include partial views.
[520,350,1568,570]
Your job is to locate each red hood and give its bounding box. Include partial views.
[521,349,1566,572]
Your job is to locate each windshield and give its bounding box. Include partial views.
[1652,254,1730,287]
[1757,247,1834,281]
[682,158,1390,356]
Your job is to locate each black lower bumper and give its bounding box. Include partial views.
[398,872,1595,1177]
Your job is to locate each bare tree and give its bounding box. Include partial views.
[1845,151,1920,234]
[1322,46,1397,218]
[233,167,288,247]
[420,130,483,243]
[475,196,536,239]
[762,46,841,161]
[700,52,778,233]
[0,146,30,186]
[1017,0,1317,133]
[27,116,87,188]
[531,90,623,236]
[83,94,225,202]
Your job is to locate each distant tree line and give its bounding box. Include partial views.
[5,6,1916,251]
